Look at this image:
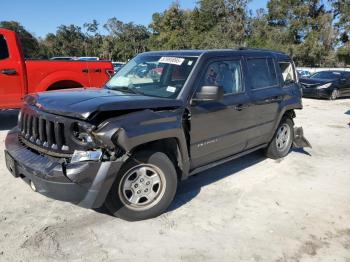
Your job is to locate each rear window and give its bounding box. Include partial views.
[247,58,278,89]
[278,61,296,85]
[0,34,9,60]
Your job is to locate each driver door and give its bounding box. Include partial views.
[190,57,252,168]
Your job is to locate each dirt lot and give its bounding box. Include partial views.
[0,98,349,262]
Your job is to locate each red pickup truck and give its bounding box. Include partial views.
[0,29,113,109]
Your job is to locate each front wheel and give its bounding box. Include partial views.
[265,118,294,159]
[104,151,178,221]
[329,89,339,100]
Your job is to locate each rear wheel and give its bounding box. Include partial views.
[265,118,294,159]
[104,151,178,221]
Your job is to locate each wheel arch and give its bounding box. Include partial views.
[268,108,296,142]
[129,137,187,181]
[47,80,83,91]
[33,70,89,92]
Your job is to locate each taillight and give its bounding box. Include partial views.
[106,69,115,78]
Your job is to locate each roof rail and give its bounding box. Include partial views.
[237,47,286,54]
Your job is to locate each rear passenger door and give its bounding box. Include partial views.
[244,57,286,148]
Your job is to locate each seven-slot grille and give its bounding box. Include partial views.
[19,110,71,155]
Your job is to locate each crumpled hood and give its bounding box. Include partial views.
[300,78,337,88]
[25,88,184,120]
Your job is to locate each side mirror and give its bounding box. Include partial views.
[193,85,224,102]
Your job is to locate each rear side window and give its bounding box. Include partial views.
[0,35,9,60]
[247,58,278,89]
[278,61,296,85]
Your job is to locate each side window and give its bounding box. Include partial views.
[202,60,243,95]
[247,58,278,89]
[0,34,10,60]
[278,61,296,85]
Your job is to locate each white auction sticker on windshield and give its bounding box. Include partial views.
[166,86,176,93]
[159,57,185,65]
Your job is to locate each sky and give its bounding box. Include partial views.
[1,0,267,38]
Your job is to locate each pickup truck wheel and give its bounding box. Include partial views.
[104,151,177,221]
[265,118,294,159]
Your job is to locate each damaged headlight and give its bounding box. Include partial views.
[71,150,102,163]
[316,83,332,89]
[71,122,95,145]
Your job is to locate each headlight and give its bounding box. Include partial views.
[316,83,332,89]
[71,150,102,163]
[18,110,22,125]
[71,122,94,145]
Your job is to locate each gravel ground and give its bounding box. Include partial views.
[0,98,349,262]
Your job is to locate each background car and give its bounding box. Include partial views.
[50,56,76,60]
[112,62,126,73]
[77,57,100,61]
[300,70,350,100]
[297,69,311,78]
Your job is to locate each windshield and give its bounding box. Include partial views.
[105,55,197,98]
[310,71,341,80]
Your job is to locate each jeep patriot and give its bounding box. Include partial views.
[5,49,309,221]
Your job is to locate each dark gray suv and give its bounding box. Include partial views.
[5,49,310,221]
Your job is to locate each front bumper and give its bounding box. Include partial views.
[302,88,331,99]
[5,128,124,208]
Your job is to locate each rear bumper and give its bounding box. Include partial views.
[5,128,124,208]
[302,88,331,99]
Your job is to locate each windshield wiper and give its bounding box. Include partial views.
[108,86,144,95]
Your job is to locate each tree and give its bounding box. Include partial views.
[149,2,191,50]
[0,21,40,58]
[83,20,103,57]
[330,0,350,65]
[247,0,337,66]
[330,0,350,44]
[199,0,249,48]
[1,1,348,66]
[104,18,150,61]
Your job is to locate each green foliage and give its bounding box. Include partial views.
[0,21,40,58]
[1,0,349,66]
[104,18,150,61]
[149,3,191,50]
[337,45,350,65]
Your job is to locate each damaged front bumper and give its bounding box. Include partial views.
[4,128,124,209]
[293,127,312,148]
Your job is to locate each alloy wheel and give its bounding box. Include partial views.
[118,164,166,211]
[276,123,291,152]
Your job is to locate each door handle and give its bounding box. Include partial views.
[82,69,89,73]
[234,104,249,111]
[1,69,17,75]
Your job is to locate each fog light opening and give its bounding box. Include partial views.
[30,180,37,192]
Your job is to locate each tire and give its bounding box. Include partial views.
[265,118,294,159]
[329,89,339,100]
[104,151,178,221]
